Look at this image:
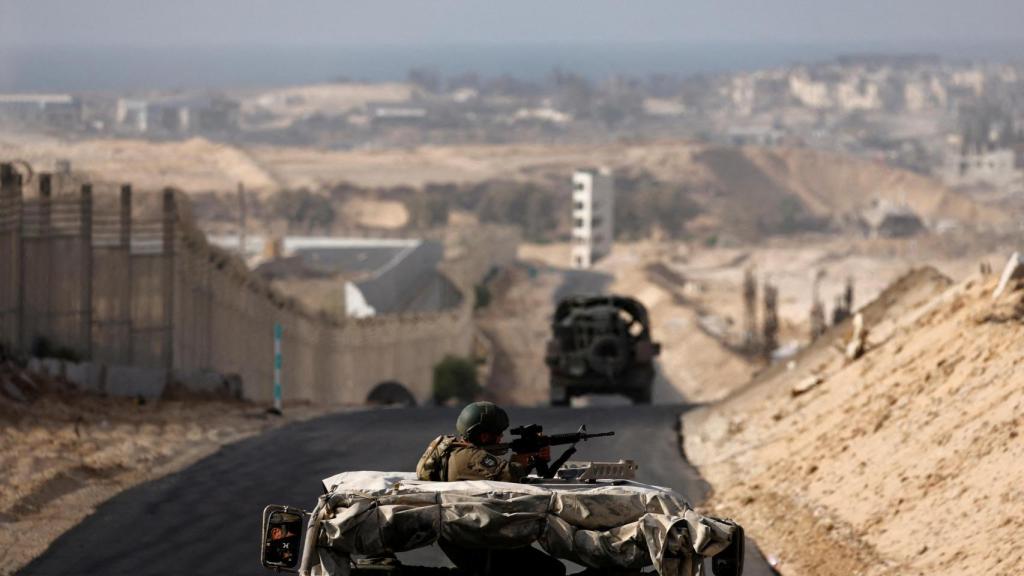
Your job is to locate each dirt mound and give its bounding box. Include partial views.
[341,197,410,229]
[684,264,1024,575]
[0,134,279,194]
[744,146,1009,228]
[691,147,827,240]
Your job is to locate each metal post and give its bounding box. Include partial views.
[120,184,133,363]
[162,188,175,376]
[273,322,283,413]
[39,174,51,235]
[1,165,24,350]
[80,184,92,359]
[14,172,24,351]
[39,174,52,344]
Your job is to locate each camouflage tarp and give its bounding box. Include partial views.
[312,471,737,576]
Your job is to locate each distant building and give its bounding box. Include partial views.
[943,148,1022,190]
[787,71,832,109]
[570,168,614,269]
[726,125,785,147]
[511,107,572,124]
[115,95,240,135]
[0,94,82,129]
[368,102,428,124]
[115,99,149,132]
[211,235,461,318]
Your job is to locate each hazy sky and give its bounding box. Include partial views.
[1,0,1022,48]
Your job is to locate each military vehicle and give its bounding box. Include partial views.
[260,461,745,576]
[545,295,660,406]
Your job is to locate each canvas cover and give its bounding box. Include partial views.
[312,471,738,576]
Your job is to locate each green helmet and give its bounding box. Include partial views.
[456,401,509,439]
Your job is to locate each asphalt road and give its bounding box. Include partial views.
[19,405,774,575]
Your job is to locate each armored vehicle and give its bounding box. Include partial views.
[545,295,660,406]
[260,462,744,576]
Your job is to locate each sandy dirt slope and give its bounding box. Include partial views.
[249,141,1004,228]
[658,236,1011,350]
[240,82,415,128]
[0,134,279,194]
[683,267,1024,575]
[603,244,756,403]
[0,369,331,575]
[743,146,1007,226]
[3,136,1004,235]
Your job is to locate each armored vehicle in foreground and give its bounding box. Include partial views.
[260,462,744,576]
[545,295,660,406]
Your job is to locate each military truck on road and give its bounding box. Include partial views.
[545,295,660,406]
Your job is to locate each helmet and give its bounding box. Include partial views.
[456,401,509,439]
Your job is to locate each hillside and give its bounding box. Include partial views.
[256,144,1008,243]
[248,141,1008,240]
[683,265,1024,575]
[1,136,1007,242]
[744,146,1006,228]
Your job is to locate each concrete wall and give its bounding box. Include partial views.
[169,215,516,405]
[0,163,520,405]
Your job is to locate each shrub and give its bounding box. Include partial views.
[473,284,492,310]
[432,355,480,404]
[31,337,81,362]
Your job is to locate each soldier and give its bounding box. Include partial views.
[447,401,550,481]
[419,401,564,576]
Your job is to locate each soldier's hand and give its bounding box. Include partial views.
[536,445,551,462]
[511,453,533,467]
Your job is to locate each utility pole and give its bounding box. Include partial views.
[762,279,779,361]
[809,269,827,340]
[743,267,757,350]
[80,184,93,359]
[272,322,283,414]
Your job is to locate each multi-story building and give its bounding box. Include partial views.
[115,95,240,135]
[0,94,82,129]
[570,168,614,269]
[943,148,1023,191]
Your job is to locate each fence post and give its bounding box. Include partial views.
[273,322,283,413]
[1,165,23,350]
[39,174,52,345]
[14,171,24,352]
[162,189,175,376]
[121,184,133,364]
[80,184,92,359]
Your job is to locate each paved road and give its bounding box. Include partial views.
[551,268,613,304]
[20,405,773,575]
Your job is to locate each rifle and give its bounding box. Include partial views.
[486,424,615,479]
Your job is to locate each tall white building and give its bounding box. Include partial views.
[570,168,614,269]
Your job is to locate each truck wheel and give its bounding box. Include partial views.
[550,387,570,407]
[631,390,652,405]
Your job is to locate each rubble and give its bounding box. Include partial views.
[992,251,1024,299]
[791,375,824,396]
[844,313,868,361]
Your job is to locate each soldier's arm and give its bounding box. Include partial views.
[463,449,527,482]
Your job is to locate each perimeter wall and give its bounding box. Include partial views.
[0,162,519,404]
